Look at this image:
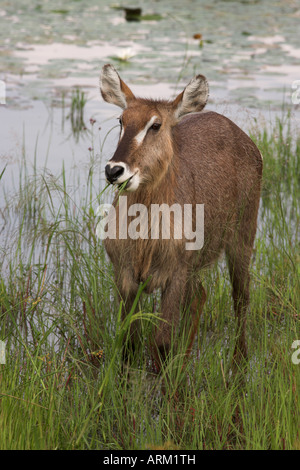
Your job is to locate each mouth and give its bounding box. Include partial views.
[115,170,140,191]
[117,174,134,190]
[105,167,140,192]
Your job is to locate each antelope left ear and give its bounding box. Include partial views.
[100,64,135,109]
[173,75,209,119]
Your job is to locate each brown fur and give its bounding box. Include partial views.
[100,66,262,369]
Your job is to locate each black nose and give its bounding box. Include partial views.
[105,164,124,184]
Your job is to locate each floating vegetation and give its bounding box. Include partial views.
[1,0,299,109]
[111,5,163,22]
[138,14,163,21]
[110,47,136,63]
[50,9,69,15]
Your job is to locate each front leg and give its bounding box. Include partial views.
[152,266,187,370]
[118,289,140,366]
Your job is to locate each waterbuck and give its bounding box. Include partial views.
[100,64,262,370]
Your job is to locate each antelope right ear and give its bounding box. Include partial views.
[173,74,209,119]
[100,64,135,109]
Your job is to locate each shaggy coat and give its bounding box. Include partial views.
[100,64,262,366]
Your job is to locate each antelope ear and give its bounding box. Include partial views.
[100,64,135,109]
[173,75,209,119]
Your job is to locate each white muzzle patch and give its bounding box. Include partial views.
[106,161,140,191]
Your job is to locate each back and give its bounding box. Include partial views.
[174,111,262,267]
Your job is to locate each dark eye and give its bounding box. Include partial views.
[150,122,161,131]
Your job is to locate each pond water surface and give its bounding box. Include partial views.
[0,0,300,193]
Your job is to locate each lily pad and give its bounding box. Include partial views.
[140,14,163,21]
[50,9,69,14]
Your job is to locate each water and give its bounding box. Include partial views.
[0,0,300,193]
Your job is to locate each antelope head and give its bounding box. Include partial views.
[100,64,209,192]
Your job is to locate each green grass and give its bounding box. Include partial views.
[0,113,299,450]
[66,88,87,142]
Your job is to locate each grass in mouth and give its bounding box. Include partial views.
[117,179,130,192]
